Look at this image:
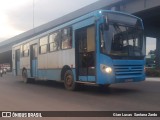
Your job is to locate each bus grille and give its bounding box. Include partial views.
[114,65,143,77]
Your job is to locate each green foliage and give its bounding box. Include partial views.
[145,68,160,77]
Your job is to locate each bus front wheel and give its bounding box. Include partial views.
[64,70,76,91]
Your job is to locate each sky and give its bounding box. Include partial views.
[146,37,156,55]
[0,0,98,42]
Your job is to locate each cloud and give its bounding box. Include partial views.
[0,0,32,11]
[6,2,33,32]
[3,0,98,41]
[0,11,24,41]
[0,0,33,41]
[33,0,99,26]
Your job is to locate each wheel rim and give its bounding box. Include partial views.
[65,74,73,87]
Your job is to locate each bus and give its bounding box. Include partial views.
[12,10,145,90]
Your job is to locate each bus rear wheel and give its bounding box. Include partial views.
[64,70,76,91]
[22,69,28,83]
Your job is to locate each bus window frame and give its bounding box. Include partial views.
[61,27,72,50]
[49,30,61,52]
[39,35,49,54]
[22,43,29,57]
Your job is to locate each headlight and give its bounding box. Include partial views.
[0,70,2,73]
[105,67,112,73]
[100,64,113,74]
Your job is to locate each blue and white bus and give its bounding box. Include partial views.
[12,10,145,90]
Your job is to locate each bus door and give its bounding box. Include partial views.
[75,25,96,82]
[30,44,38,77]
[15,49,20,75]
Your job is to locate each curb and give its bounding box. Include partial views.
[146,78,160,82]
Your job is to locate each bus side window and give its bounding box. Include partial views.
[87,26,95,52]
[22,43,29,57]
[39,36,48,54]
[49,32,59,52]
[61,27,72,49]
[78,28,87,53]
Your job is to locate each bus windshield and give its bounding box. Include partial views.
[100,23,145,59]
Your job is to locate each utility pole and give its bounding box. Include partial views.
[33,0,35,34]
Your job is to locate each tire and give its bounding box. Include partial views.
[64,70,76,91]
[22,69,28,83]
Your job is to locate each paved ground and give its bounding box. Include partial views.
[0,73,160,120]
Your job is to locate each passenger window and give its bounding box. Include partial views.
[23,43,29,57]
[39,36,48,54]
[32,44,38,58]
[49,31,60,51]
[87,26,95,52]
[78,25,95,52]
[61,27,72,49]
